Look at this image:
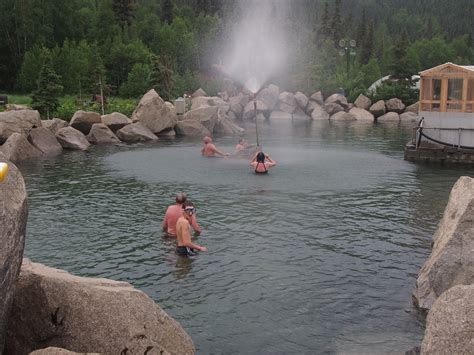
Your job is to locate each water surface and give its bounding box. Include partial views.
[21,121,474,354]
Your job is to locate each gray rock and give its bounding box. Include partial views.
[400,112,419,122]
[1,133,43,162]
[243,100,269,120]
[5,260,195,355]
[175,120,211,137]
[354,94,372,110]
[70,111,101,135]
[421,285,474,354]
[269,111,293,121]
[191,96,228,111]
[192,88,207,97]
[324,102,344,116]
[348,107,374,121]
[256,85,279,110]
[369,100,386,118]
[87,123,120,144]
[5,104,31,111]
[377,112,400,121]
[158,128,176,138]
[278,91,296,110]
[30,347,100,355]
[214,115,244,136]
[0,110,42,144]
[132,89,177,134]
[55,127,91,151]
[0,160,27,354]
[330,111,357,121]
[385,98,406,113]
[116,122,158,143]
[310,104,330,120]
[229,93,250,108]
[325,93,349,109]
[292,107,310,121]
[28,127,62,155]
[101,112,132,132]
[183,106,219,132]
[294,91,309,111]
[405,102,419,114]
[309,91,324,105]
[413,176,474,312]
[41,118,68,134]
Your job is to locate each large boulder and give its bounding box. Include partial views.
[309,91,324,105]
[294,91,309,111]
[41,118,68,135]
[400,112,419,122]
[325,93,349,109]
[190,96,228,112]
[348,107,374,122]
[175,120,210,137]
[324,102,344,116]
[269,111,293,121]
[131,89,177,134]
[0,110,42,144]
[116,122,158,143]
[5,260,195,355]
[330,111,356,121]
[69,111,101,135]
[28,127,63,155]
[310,104,330,120]
[377,112,400,121]
[183,106,219,132]
[1,133,43,162]
[385,98,405,113]
[257,85,279,110]
[243,100,269,120]
[87,123,120,144]
[369,100,386,118]
[0,159,27,353]
[192,88,207,97]
[413,176,474,312]
[354,94,372,110]
[214,113,245,135]
[421,285,474,354]
[278,92,297,114]
[405,102,419,114]
[55,127,91,151]
[30,347,100,355]
[101,112,132,133]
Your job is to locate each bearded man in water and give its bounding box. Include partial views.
[201,136,229,157]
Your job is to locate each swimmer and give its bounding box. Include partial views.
[235,138,248,151]
[250,151,276,174]
[176,201,207,256]
[201,136,229,157]
[162,193,201,237]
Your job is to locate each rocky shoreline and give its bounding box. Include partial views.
[0,85,419,164]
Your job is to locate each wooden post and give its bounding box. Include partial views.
[462,77,468,112]
[441,78,448,112]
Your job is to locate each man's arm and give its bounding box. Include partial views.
[162,210,169,231]
[190,215,202,234]
[212,145,229,157]
[179,220,207,251]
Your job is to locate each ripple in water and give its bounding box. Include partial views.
[22,122,474,354]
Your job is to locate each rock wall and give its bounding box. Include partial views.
[413,176,474,312]
[5,259,195,355]
[0,158,28,353]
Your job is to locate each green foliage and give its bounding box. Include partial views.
[18,46,51,93]
[368,81,419,106]
[119,63,151,98]
[31,58,63,119]
[149,55,174,100]
[172,70,199,97]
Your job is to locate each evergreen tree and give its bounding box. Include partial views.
[390,31,414,84]
[331,0,342,42]
[360,21,374,64]
[161,0,174,24]
[356,9,367,48]
[31,58,63,119]
[112,0,135,35]
[149,55,174,100]
[318,1,331,42]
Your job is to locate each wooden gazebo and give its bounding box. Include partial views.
[419,62,474,113]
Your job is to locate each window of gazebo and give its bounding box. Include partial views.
[420,76,474,113]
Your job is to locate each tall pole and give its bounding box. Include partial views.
[99,76,105,115]
[254,99,259,148]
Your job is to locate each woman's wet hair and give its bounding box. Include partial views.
[256,152,265,163]
[203,136,212,144]
[176,192,187,204]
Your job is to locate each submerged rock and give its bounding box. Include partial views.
[116,122,158,142]
[28,127,63,155]
[0,159,27,354]
[5,259,195,354]
[70,111,101,135]
[325,93,349,109]
[101,112,132,132]
[354,94,372,110]
[87,123,120,144]
[55,127,91,151]
[1,132,43,162]
[0,110,42,144]
[175,120,210,137]
[369,100,386,118]
[348,107,374,121]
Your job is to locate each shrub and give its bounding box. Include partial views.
[368,81,419,106]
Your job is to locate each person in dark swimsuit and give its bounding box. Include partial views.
[250,151,276,174]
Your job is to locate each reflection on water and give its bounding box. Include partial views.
[20,121,474,354]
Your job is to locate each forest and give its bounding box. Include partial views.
[0,0,473,117]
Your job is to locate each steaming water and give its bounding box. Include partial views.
[21,121,474,354]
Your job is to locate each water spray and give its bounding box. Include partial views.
[253,95,260,149]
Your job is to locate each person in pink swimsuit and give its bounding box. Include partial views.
[162,193,201,237]
[201,136,229,157]
[250,151,276,174]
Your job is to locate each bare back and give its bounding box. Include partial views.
[176,216,192,247]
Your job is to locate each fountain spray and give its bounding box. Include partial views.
[254,96,260,148]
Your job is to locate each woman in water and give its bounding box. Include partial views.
[250,151,276,174]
